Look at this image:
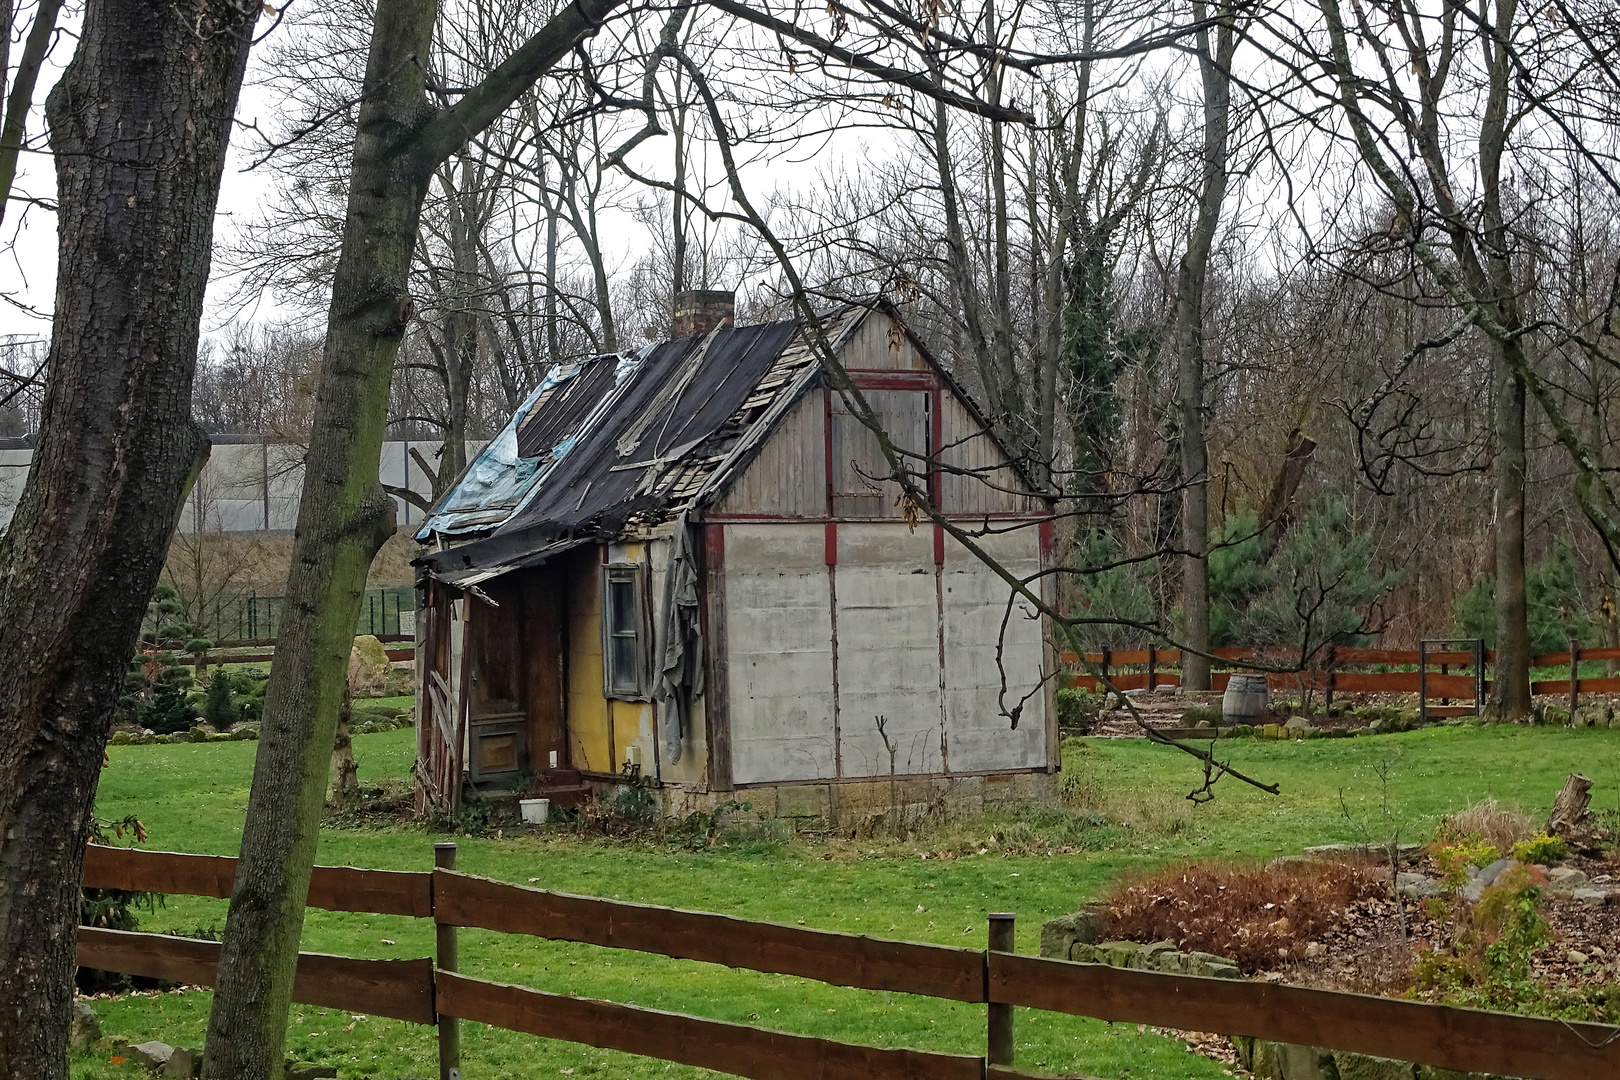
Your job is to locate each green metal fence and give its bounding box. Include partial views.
[199,587,416,643]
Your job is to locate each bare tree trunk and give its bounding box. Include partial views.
[0,0,63,230]
[203,1,623,1075]
[1174,6,1236,690]
[0,2,256,1075]
[1491,339,1532,717]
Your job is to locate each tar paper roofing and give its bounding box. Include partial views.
[416,306,868,583]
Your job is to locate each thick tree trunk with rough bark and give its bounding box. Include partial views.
[1173,7,1236,691]
[0,3,255,1076]
[201,7,434,1076]
[204,0,624,1075]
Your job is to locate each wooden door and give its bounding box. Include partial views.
[523,574,568,773]
[467,581,525,783]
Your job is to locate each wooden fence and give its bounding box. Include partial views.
[1060,642,1620,716]
[76,844,1620,1080]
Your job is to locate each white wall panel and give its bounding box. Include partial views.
[724,523,838,783]
[833,524,945,777]
[941,529,1047,771]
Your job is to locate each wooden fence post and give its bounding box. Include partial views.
[1146,645,1156,692]
[988,913,1015,1067]
[1418,640,1428,724]
[436,842,461,1080]
[1570,639,1580,713]
[1100,649,1111,698]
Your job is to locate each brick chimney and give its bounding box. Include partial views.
[673,289,735,338]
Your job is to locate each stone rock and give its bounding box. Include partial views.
[1284,716,1312,737]
[1305,842,1421,860]
[1396,872,1440,898]
[1572,887,1610,906]
[1574,704,1608,729]
[1336,1051,1419,1080]
[1547,867,1588,894]
[286,1064,338,1080]
[1472,858,1514,888]
[1231,1034,1258,1072]
[1069,940,1140,968]
[69,1000,100,1052]
[1184,951,1240,979]
[163,1047,200,1078]
[1274,1042,1337,1080]
[109,731,133,746]
[1568,950,1589,964]
[348,634,391,697]
[128,1041,176,1070]
[1067,939,1238,978]
[1039,908,1105,958]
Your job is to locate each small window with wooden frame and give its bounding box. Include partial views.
[600,562,651,700]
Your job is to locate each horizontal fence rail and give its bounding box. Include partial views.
[82,845,433,918]
[77,928,435,1025]
[434,870,987,1002]
[991,954,1620,1080]
[78,845,1620,1080]
[436,971,984,1080]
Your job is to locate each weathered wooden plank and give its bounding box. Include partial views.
[1320,648,1421,665]
[308,865,433,918]
[1576,676,1620,693]
[75,928,435,1024]
[292,953,436,1025]
[1330,672,1475,695]
[1534,647,1620,668]
[1103,673,1149,690]
[1426,651,1484,665]
[77,926,219,986]
[434,871,986,1002]
[989,954,1620,1080]
[81,846,432,917]
[436,971,983,1080]
[82,846,234,898]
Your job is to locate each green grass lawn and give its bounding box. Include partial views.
[74,722,1620,1080]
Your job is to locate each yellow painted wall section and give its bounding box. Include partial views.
[611,701,654,773]
[566,555,612,772]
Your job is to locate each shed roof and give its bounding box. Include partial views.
[416,306,866,582]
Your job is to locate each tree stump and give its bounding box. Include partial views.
[1546,773,1606,850]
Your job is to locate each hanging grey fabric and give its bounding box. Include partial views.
[654,512,704,765]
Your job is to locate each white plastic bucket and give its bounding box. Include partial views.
[519,798,551,825]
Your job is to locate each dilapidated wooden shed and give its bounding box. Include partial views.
[412,299,1057,822]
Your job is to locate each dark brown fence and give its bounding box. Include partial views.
[1060,642,1620,716]
[79,844,1620,1080]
